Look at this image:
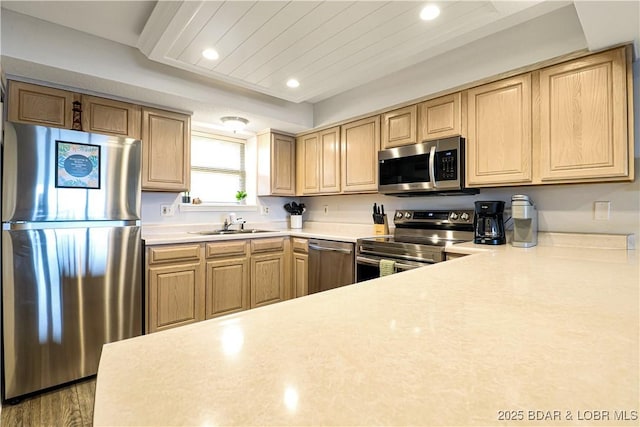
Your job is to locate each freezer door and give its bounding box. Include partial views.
[1,226,142,400]
[2,122,141,222]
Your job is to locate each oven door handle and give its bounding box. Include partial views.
[428,144,437,189]
[356,256,424,271]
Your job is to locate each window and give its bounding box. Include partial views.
[190,131,245,203]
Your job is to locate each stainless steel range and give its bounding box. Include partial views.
[356,209,474,282]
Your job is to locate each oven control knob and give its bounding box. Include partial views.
[404,212,411,219]
[461,212,470,221]
[395,211,404,220]
[449,212,459,220]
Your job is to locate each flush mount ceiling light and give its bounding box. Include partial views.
[220,116,249,131]
[420,4,440,20]
[286,79,300,88]
[202,48,219,60]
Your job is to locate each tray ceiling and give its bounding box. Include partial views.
[6,1,636,105]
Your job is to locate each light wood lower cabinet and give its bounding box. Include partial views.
[292,238,309,298]
[251,252,286,308]
[147,238,291,332]
[147,244,204,333]
[466,73,532,187]
[250,237,291,307]
[205,240,249,319]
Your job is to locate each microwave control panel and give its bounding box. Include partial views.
[436,149,458,181]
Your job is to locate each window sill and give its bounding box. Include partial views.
[179,203,257,213]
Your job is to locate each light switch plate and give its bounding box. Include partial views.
[594,201,610,220]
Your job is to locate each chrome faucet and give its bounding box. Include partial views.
[223,213,246,231]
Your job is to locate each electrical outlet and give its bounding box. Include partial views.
[323,205,329,215]
[594,201,610,220]
[160,204,174,217]
[261,206,270,215]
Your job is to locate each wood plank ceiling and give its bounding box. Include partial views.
[139,1,571,103]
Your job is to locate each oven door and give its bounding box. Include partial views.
[355,255,432,282]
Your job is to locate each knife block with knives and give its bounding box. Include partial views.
[372,203,389,236]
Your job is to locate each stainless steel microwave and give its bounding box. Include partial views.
[378,135,478,196]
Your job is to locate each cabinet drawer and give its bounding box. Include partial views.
[149,244,201,264]
[292,237,308,253]
[251,237,285,253]
[206,240,248,258]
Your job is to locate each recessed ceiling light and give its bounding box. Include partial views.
[286,79,300,88]
[420,4,440,21]
[202,48,219,60]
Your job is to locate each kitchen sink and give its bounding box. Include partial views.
[190,229,275,236]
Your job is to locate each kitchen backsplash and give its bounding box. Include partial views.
[142,158,639,247]
[300,161,640,247]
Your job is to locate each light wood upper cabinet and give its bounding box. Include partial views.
[258,131,296,196]
[81,95,141,139]
[382,105,417,149]
[341,116,380,193]
[146,244,205,333]
[466,74,532,187]
[141,107,191,192]
[538,47,632,183]
[418,92,463,141]
[297,126,341,195]
[8,81,74,128]
[298,133,320,194]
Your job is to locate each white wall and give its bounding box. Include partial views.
[314,4,586,127]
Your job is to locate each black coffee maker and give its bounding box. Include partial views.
[474,201,506,245]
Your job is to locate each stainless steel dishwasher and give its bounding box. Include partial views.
[308,239,355,294]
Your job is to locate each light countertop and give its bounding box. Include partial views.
[94,241,639,426]
[142,221,388,245]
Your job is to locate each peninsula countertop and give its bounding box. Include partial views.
[94,243,639,426]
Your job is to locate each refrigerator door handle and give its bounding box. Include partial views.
[3,220,140,230]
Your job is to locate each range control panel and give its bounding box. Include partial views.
[394,209,474,225]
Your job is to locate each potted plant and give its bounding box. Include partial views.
[235,190,247,204]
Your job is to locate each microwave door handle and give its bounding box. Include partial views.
[428,144,437,188]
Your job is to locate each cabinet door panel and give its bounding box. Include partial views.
[319,127,341,193]
[81,95,141,139]
[206,257,249,319]
[293,252,308,298]
[142,108,191,191]
[301,133,320,194]
[418,93,462,141]
[341,116,380,193]
[8,81,73,128]
[148,262,204,332]
[382,105,417,148]
[466,74,532,186]
[539,48,629,181]
[272,134,296,195]
[251,253,285,308]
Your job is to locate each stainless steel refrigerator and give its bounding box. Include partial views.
[1,122,143,401]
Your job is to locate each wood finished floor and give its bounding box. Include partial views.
[1,378,95,427]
